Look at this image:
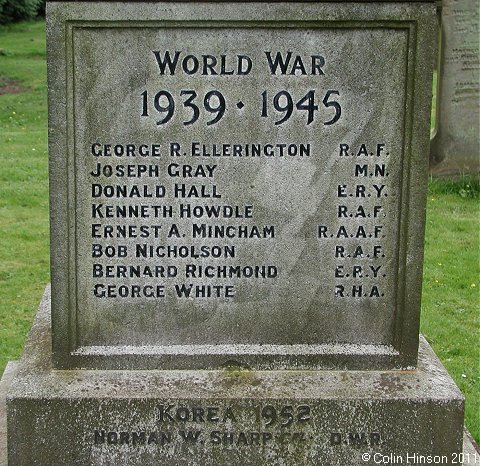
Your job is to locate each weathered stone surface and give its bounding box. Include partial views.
[7,287,464,465]
[5,358,479,466]
[8,2,465,464]
[430,0,480,176]
[0,362,18,466]
[47,0,436,371]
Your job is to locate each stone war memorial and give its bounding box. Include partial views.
[430,0,479,176]
[4,0,467,464]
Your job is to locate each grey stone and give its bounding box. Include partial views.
[47,0,437,371]
[463,429,480,460]
[6,288,465,465]
[0,362,18,466]
[4,362,477,465]
[430,0,480,176]
[7,1,466,464]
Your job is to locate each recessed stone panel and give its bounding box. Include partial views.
[47,2,436,369]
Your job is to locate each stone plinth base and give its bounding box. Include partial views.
[6,288,465,465]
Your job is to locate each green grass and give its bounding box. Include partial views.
[422,179,479,442]
[0,20,49,371]
[1,20,479,444]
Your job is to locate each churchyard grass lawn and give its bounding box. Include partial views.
[0,20,49,379]
[422,178,480,442]
[1,20,479,443]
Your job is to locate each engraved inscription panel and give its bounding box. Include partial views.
[71,26,408,349]
[430,0,479,174]
[90,402,383,459]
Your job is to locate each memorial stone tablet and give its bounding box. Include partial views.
[6,2,468,465]
[430,0,480,175]
[48,1,436,370]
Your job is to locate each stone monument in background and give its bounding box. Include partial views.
[430,0,480,176]
[4,1,466,464]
